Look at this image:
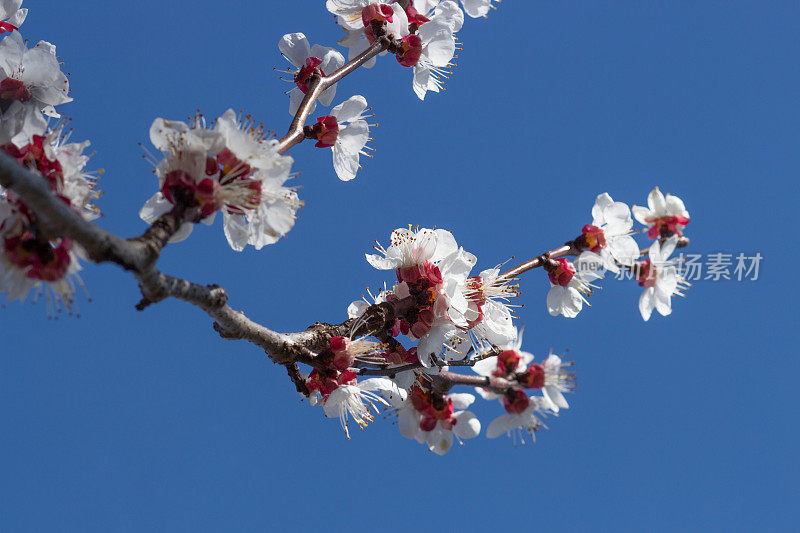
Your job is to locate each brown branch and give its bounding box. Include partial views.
[499,242,578,279]
[0,152,144,270]
[0,153,319,367]
[433,370,514,395]
[127,203,203,266]
[277,36,391,155]
[1,150,689,398]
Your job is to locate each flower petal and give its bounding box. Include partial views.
[453,410,481,439]
[278,32,311,67]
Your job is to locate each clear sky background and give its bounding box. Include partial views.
[2,1,798,531]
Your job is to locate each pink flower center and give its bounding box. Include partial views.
[309,115,340,148]
[503,388,530,415]
[493,349,522,376]
[0,78,31,108]
[519,363,545,389]
[305,369,358,401]
[294,57,324,93]
[0,21,19,34]
[396,35,423,68]
[3,136,64,190]
[4,231,73,282]
[392,260,447,344]
[405,4,430,30]
[361,3,395,28]
[330,336,355,371]
[635,259,657,288]
[546,258,576,287]
[645,215,690,239]
[578,224,607,253]
[161,169,222,218]
[412,388,457,432]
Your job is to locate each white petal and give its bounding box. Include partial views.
[412,65,432,100]
[384,4,410,38]
[278,33,311,67]
[418,322,453,366]
[546,285,565,317]
[486,414,516,439]
[603,202,633,233]
[347,300,369,319]
[435,0,465,31]
[0,1,23,21]
[360,377,406,404]
[591,192,615,225]
[654,286,673,317]
[332,121,368,181]
[659,235,679,261]
[632,205,651,225]
[365,253,399,270]
[330,95,369,123]
[608,234,640,266]
[6,7,25,28]
[448,393,475,410]
[647,187,667,216]
[460,0,491,18]
[474,387,500,400]
[471,355,498,377]
[431,229,458,263]
[453,411,481,439]
[426,425,453,455]
[544,386,569,411]
[398,408,421,439]
[665,194,688,217]
[639,287,655,321]
[138,192,171,224]
[420,23,456,66]
[222,212,249,252]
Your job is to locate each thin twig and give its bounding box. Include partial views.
[277,36,390,154]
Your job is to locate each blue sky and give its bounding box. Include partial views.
[2,1,798,531]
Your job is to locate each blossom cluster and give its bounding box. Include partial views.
[278,0,498,181]
[139,111,301,251]
[300,187,692,453]
[0,1,697,457]
[0,1,99,311]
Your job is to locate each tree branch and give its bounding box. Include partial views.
[0,153,319,366]
[277,36,390,154]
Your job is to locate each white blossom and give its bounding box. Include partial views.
[328,95,373,181]
[0,0,26,33]
[411,2,463,100]
[0,127,98,310]
[395,388,480,455]
[486,395,551,443]
[546,254,602,318]
[0,31,71,119]
[632,187,691,240]
[637,235,689,321]
[583,192,639,272]
[139,111,300,250]
[278,33,345,116]
[321,377,406,439]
